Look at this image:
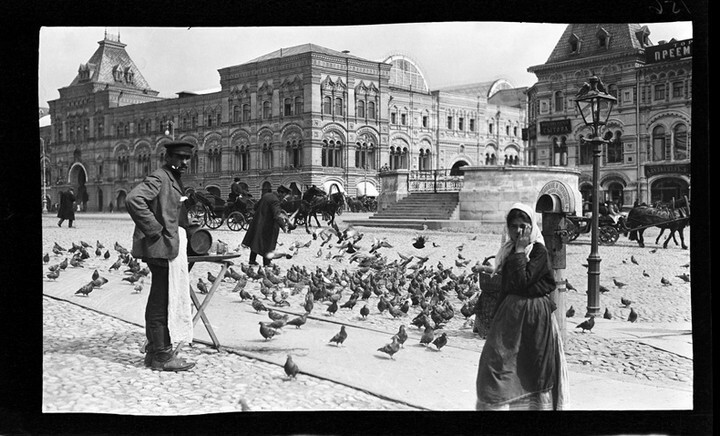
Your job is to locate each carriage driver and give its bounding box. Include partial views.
[229,177,243,203]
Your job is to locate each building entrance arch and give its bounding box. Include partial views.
[450,160,469,176]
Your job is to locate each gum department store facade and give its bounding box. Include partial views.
[39,23,691,213]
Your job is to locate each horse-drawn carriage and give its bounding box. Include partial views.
[563,196,690,248]
[280,184,345,231]
[186,188,255,231]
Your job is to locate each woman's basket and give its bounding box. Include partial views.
[478,271,502,293]
[474,271,502,338]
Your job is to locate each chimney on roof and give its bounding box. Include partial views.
[342,50,350,54]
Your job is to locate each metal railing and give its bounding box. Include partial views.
[408,169,463,193]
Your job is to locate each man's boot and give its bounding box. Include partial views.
[143,331,154,367]
[149,328,195,372]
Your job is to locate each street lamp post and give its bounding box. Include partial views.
[575,76,616,317]
[165,120,175,140]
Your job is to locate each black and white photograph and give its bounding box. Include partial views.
[2,1,710,434]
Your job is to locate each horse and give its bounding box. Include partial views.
[308,186,345,227]
[624,197,689,249]
[345,196,367,212]
[280,185,326,231]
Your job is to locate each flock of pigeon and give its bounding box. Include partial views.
[568,253,690,332]
[44,220,690,382]
[44,240,147,297]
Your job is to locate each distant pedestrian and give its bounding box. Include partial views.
[108,200,114,213]
[475,202,569,410]
[57,188,76,228]
[241,185,291,266]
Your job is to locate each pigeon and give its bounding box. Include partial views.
[660,277,671,286]
[197,278,209,294]
[109,258,122,271]
[395,325,408,348]
[627,308,638,323]
[80,240,91,248]
[631,255,639,265]
[232,276,248,293]
[91,277,109,288]
[599,284,610,294]
[329,325,348,346]
[564,280,577,292]
[59,258,69,270]
[359,305,370,319]
[326,300,339,316]
[104,250,111,260]
[412,235,427,249]
[238,289,253,301]
[642,270,650,278]
[431,332,448,351]
[565,305,575,318]
[258,322,278,340]
[69,257,84,268]
[612,278,627,288]
[419,325,435,346]
[603,308,613,320]
[133,280,144,293]
[43,253,50,263]
[46,270,60,280]
[52,247,63,256]
[268,309,285,321]
[286,313,308,329]
[268,316,289,330]
[53,242,66,252]
[207,271,217,283]
[96,240,105,249]
[75,282,94,297]
[251,296,268,313]
[377,336,401,359]
[620,297,632,308]
[91,269,100,281]
[675,273,690,283]
[575,316,595,333]
[284,354,299,379]
[122,274,142,285]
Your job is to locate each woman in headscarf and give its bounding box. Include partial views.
[475,202,568,410]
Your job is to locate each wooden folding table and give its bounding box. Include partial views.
[187,254,241,350]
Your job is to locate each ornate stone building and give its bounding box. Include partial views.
[39,32,526,211]
[526,23,692,208]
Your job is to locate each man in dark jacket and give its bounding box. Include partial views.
[242,185,291,266]
[229,177,243,203]
[57,188,76,227]
[126,141,198,372]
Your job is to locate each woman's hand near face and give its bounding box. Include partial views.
[514,224,531,253]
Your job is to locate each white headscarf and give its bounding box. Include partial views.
[494,202,544,274]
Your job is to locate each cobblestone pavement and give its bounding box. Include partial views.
[43,296,418,413]
[42,213,694,411]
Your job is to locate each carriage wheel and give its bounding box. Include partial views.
[227,212,246,232]
[599,225,620,245]
[206,214,223,229]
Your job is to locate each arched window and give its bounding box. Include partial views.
[554,91,564,112]
[294,97,303,116]
[334,97,343,116]
[553,137,568,166]
[418,149,431,171]
[233,106,241,123]
[323,96,332,115]
[673,124,688,160]
[243,104,251,122]
[650,126,666,161]
[262,101,272,120]
[607,131,623,163]
[189,151,199,174]
[357,100,365,118]
[286,140,303,168]
[367,101,376,119]
[354,142,375,170]
[389,146,407,170]
[262,143,273,169]
[579,134,593,165]
[322,140,343,168]
[284,98,292,116]
[234,145,250,172]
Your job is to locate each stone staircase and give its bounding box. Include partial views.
[339,192,482,230]
[371,192,460,220]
